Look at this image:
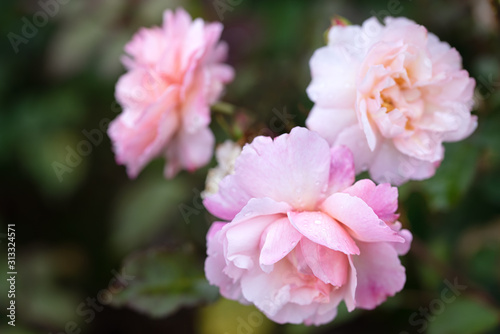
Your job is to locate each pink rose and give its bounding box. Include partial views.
[108,8,234,178]
[204,127,412,325]
[306,17,476,185]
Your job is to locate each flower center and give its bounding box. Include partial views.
[405,119,414,131]
[382,96,395,113]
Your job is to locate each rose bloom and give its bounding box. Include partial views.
[204,127,412,325]
[306,17,476,185]
[108,8,234,178]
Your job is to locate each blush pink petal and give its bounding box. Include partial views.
[204,127,332,219]
[123,27,165,69]
[357,98,379,151]
[231,197,292,224]
[326,145,356,194]
[327,17,383,60]
[115,69,166,112]
[306,106,357,145]
[321,192,404,243]
[223,214,283,278]
[239,260,334,324]
[221,198,291,274]
[368,141,436,185]
[393,130,444,162]
[164,126,215,178]
[307,46,358,108]
[239,262,293,317]
[299,238,349,286]
[273,302,335,326]
[351,242,406,309]
[342,179,399,224]
[206,62,235,104]
[418,103,467,133]
[287,211,359,255]
[344,257,358,311]
[259,217,303,269]
[109,87,179,178]
[334,125,378,174]
[205,222,246,302]
[390,223,413,255]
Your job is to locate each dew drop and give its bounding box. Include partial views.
[314,220,322,225]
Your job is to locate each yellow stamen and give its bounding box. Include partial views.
[382,97,395,113]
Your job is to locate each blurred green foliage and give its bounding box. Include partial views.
[110,248,218,318]
[1,0,500,333]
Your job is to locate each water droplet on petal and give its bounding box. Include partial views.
[314,220,322,225]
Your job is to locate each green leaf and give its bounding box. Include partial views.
[419,143,479,211]
[109,174,191,256]
[111,248,217,318]
[427,297,499,334]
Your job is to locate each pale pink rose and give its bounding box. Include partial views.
[108,8,234,178]
[306,17,477,185]
[204,127,412,325]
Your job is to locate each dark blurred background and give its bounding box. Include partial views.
[1,0,500,333]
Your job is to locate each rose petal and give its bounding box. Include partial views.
[321,193,404,243]
[287,211,359,255]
